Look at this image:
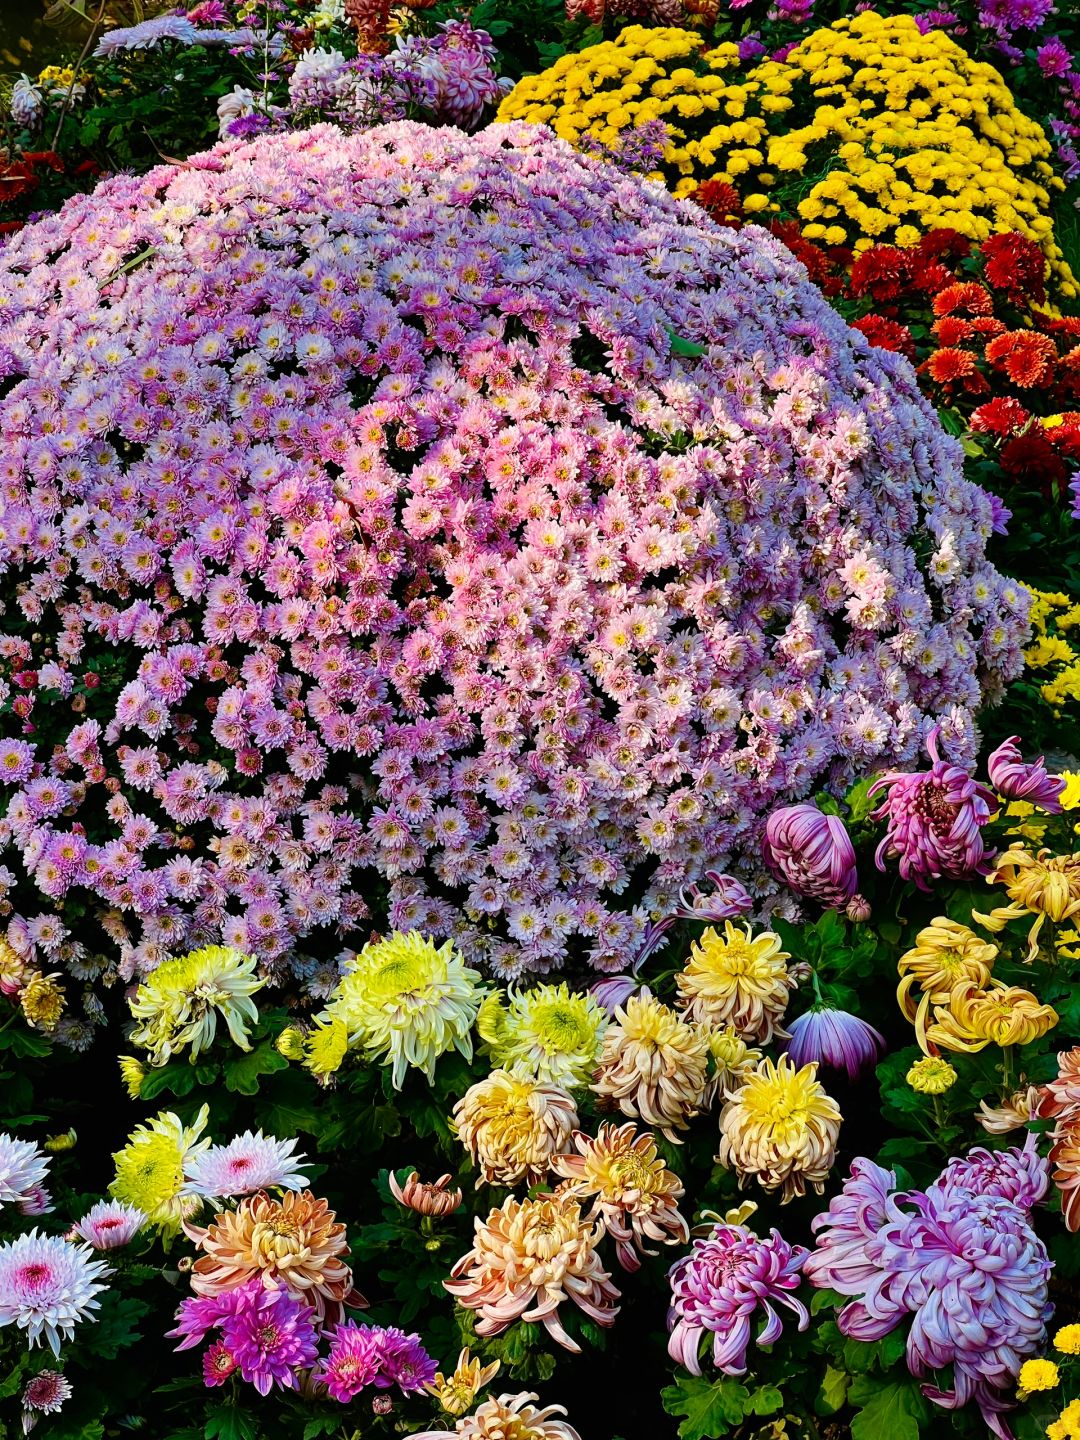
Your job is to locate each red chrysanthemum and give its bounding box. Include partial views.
[985,330,1057,388]
[980,231,1046,306]
[921,347,978,384]
[999,430,1068,488]
[969,397,1031,436]
[918,229,972,261]
[694,180,743,228]
[852,314,916,361]
[932,282,993,318]
[849,245,915,302]
[1046,417,1080,461]
[969,317,1007,338]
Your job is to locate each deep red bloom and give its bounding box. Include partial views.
[999,430,1067,488]
[852,314,916,361]
[849,245,914,302]
[969,397,1031,436]
[917,229,971,261]
[985,331,1057,388]
[694,180,743,228]
[980,231,1046,305]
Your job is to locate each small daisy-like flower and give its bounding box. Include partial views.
[0,1230,110,1354]
[677,922,795,1044]
[128,945,264,1066]
[477,983,607,1089]
[453,1070,578,1187]
[22,1369,73,1422]
[717,1056,841,1202]
[181,1131,309,1200]
[0,1135,50,1210]
[72,1200,145,1250]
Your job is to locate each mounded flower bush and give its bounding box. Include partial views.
[0,119,1028,1000]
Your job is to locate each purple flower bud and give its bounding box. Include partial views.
[589,974,638,1017]
[762,804,859,910]
[987,736,1065,812]
[869,725,998,889]
[782,1006,885,1083]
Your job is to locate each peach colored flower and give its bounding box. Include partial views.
[453,1070,578,1188]
[412,1391,581,1440]
[389,1170,463,1217]
[591,989,709,1142]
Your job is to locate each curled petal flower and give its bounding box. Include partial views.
[988,737,1065,812]
[925,982,1058,1054]
[897,918,998,1050]
[388,1170,462,1217]
[591,990,710,1142]
[974,847,1080,960]
[762,804,860,909]
[453,1070,578,1187]
[411,1391,581,1440]
[677,923,795,1044]
[717,1056,841,1202]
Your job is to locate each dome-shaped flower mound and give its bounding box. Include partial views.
[0,121,1025,985]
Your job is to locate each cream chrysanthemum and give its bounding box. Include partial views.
[426,1348,501,1417]
[0,1135,50,1209]
[591,989,709,1141]
[477,983,607,1089]
[446,1192,619,1352]
[678,923,795,1043]
[413,1391,581,1440]
[453,1070,578,1187]
[109,1106,210,1236]
[717,1056,841,1202]
[128,946,263,1066]
[322,932,485,1088]
[552,1122,688,1272]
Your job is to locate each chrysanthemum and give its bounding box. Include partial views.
[706,1027,763,1103]
[374,1326,439,1393]
[110,1106,210,1236]
[978,1085,1043,1133]
[762,804,861,911]
[72,1200,145,1250]
[667,1222,809,1377]
[677,923,795,1044]
[389,1170,462,1217]
[316,1319,382,1401]
[988,737,1065,812]
[592,990,710,1142]
[322,932,485,1088]
[445,1193,620,1353]
[897,918,999,1050]
[220,1283,319,1395]
[453,1070,578,1187]
[907,1056,957,1095]
[1038,1048,1080,1232]
[185,1189,363,1323]
[22,1369,73,1422]
[782,1007,885,1084]
[302,1017,348,1080]
[925,982,1058,1053]
[20,974,65,1033]
[552,1122,688,1272]
[412,1391,581,1440]
[181,1131,309,1200]
[0,1231,109,1354]
[975,847,1080,960]
[477,984,607,1089]
[0,1135,50,1209]
[1018,1357,1059,1393]
[128,946,264,1066]
[717,1056,841,1202]
[427,1348,501,1417]
[117,1056,145,1099]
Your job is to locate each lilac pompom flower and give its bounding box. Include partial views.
[782,1007,885,1084]
[987,736,1065,812]
[667,1222,809,1377]
[870,725,998,889]
[763,804,861,912]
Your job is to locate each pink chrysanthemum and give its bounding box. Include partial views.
[317,1321,383,1402]
[22,1368,72,1418]
[72,1200,146,1250]
[987,736,1065,812]
[219,1285,319,1396]
[181,1131,309,1199]
[0,1135,50,1209]
[0,1231,109,1354]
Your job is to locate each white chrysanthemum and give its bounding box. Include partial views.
[0,1135,50,1209]
[181,1130,310,1199]
[72,1201,146,1250]
[0,1231,109,1354]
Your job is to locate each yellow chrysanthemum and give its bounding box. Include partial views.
[322,931,486,1088]
[453,1070,578,1187]
[677,922,794,1043]
[118,1055,146,1099]
[1018,1358,1060,1393]
[906,1056,957,1094]
[20,972,66,1032]
[128,946,263,1066]
[975,848,1080,959]
[717,1055,841,1202]
[897,917,998,1050]
[706,1024,763,1102]
[110,1106,210,1235]
[1055,1324,1080,1356]
[274,1024,307,1062]
[303,1018,349,1080]
[592,989,710,1141]
[478,983,607,1089]
[925,983,1058,1054]
[426,1349,501,1417]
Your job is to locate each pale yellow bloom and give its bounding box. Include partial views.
[717,1055,841,1201]
[591,989,710,1141]
[453,1070,578,1187]
[677,922,794,1043]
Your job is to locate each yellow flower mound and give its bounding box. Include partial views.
[498,13,1074,294]
[1023,587,1080,712]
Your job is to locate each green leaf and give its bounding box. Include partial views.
[744,1384,783,1416]
[666,326,707,358]
[138,1064,197,1101]
[819,1365,850,1415]
[223,1040,289,1096]
[848,1377,932,1440]
[86,1294,152,1359]
[661,1376,749,1440]
[204,1405,257,1440]
[302,1418,343,1440]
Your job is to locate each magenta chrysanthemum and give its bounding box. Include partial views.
[22,1369,72,1418]
[72,1200,146,1250]
[987,736,1065,811]
[181,1131,310,1200]
[316,1321,383,1402]
[932,1131,1049,1211]
[667,1223,809,1377]
[870,725,999,888]
[0,1231,109,1354]
[373,1326,439,1393]
[0,123,1024,984]
[219,1285,319,1396]
[762,804,861,911]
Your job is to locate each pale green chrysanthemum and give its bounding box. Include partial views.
[128,946,264,1067]
[478,982,608,1089]
[322,931,486,1089]
[109,1105,210,1236]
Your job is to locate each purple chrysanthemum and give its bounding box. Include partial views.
[987,736,1065,812]
[805,1146,1053,1439]
[219,1284,318,1396]
[317,1321,382,1402]
[667,1223,809,1377]
[374,1326,439,1393]
[782,1007,885,1083]
[762,804,861,911]
[167,1281,257,1352]
[870,725,998,889]
[92,15,199,56]
[932,1132,1049,1212]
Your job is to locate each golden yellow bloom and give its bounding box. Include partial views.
[185,1189,364,1324]
[926,983,1058,1053]
[43,1129,76,1153]
[118,1055,146,1100]
[677,922,794,1043]
[426,1349,501,1417]
[1018,1358,1060,1393]
[20,972,66,1032]
[717,1055,841,1201]
[897,917,998,1050]
[389,1170,463,1217]
[453,1070,578,1187]
[551,1122,688,1271]
[975,847,1080,959]
[1055,1324,1080,1356]
[477,983,607,1089]
[110,1106,210,1236]
[906,1056,957,1094]
[978,1085,1043,1134]
[445,1192,620,1353]
[591,989,710,1141]
[303,1017,348,1080]
[275,1024,306,1061]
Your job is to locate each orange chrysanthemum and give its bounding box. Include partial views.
[922,347,977,384]
[932,281,993,317]
[985,331,1057,388]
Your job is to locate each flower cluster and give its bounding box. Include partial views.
[0,122,1023,997]
[1023,588,1080,714]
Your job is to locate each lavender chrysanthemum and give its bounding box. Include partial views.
[762,804,861,911]
[987,736,1065,812]
[92,15,199,56]
[219,1284,319,1395]
[181,1131,309,1199]
[932,1132,1049,1211]
[72,1200,146,1250]
[782,1007,885,1083]
[0,1230,109,1354]
[0,1135,50,1209]
[667,1223,809,1377]
[870,725,998,888]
